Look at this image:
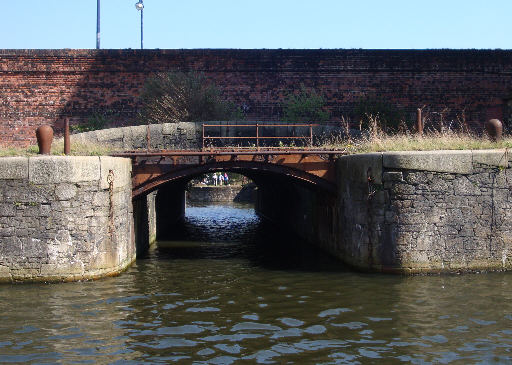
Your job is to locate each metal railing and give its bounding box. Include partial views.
[202,123,316,150]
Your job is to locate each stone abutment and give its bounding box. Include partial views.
[0,156,134,282]
[1,150,511,282]
[257,150,512,273]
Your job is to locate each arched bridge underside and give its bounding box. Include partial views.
[113,150,345,197]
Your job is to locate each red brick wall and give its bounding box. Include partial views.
[1,49,511,147]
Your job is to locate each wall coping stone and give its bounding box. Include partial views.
[28,156,101,184]
[338,149,511,186]
[0,157,29,180]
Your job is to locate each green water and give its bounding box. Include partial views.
[1,203,511,364]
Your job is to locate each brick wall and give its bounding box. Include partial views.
[1,49,512,147]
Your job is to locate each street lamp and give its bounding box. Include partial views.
[96,0,100,49]
[135,0,144,49]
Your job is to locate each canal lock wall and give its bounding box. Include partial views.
[257,150,512,274]
[0,156,135,282]
[2,150,512,282]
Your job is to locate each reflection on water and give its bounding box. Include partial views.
[0,202,511,364]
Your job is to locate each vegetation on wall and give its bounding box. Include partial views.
[354,96,406,132]
[70,112,111,133]
[281,85,330,122]
[139,72,242,124]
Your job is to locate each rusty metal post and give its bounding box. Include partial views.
[64,118,70,155]
[485,119,503,142]
[416,109,423,136]
[256,123,260,150]
[202,124,205,150]
[146,124,151,151]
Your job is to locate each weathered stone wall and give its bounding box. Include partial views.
[257,150,512,273]
[69,121,340,151]
[2,49,511,146]
[70,122,201,150]
[187,185,256,203]
[0,156,135,282]
[338,150,512,273]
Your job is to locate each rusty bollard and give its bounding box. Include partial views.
[36,125,54,155]
[64,118,70,155]
[485,119,503,142]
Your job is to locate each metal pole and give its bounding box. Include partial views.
[140,1,144,50]
[256,123,259,150]
[64,118,70,155]
[96,0,100,49]
[416,108,423,136]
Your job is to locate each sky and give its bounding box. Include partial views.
[2,0,511,50]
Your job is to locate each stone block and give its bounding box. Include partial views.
[29,156,100,184]
[95,127,125,144]
[472,149,509,168]
[0,157,29,180]
[148,124,164,149]
[55,183,78,201]
[453,176,482,196]
[99,157,132,190]
[0,203,16,217]
[337,153,383,185]
[162,123,177,135]
[382,171,403,182]
[383,150,473,174]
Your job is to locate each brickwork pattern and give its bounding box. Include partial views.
[1,49,512,146]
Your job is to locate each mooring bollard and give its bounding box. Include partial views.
[36,125,54,155]
[64,118,70,155]
[485,119,503,142]
[416,108,423,136]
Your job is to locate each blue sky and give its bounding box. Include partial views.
[2,0,511,49]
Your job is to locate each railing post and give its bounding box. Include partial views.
[256,123,259,150]
[202,124,205,150]
[309,123,313,147]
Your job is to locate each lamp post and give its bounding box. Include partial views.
[135,0,144,49]
[96,0,100,49]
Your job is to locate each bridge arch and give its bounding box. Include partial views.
[132,159,337,199]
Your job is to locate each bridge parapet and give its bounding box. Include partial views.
[69,121,343,151]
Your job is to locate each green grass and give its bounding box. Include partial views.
[0,141,117,157]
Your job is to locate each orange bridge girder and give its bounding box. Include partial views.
[112,149,346,198]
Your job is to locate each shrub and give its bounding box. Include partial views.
[282,85,330,122]
[139,72,242,124]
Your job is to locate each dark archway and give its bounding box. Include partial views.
[132,160,337,199]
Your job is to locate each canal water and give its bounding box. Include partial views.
[1,202,512,364]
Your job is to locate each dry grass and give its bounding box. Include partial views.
[322,131,512,154]
[322,115,512,153]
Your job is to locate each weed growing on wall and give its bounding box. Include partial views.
[139,72,242,124]
[282,85,330,122]
[70,112,112,133]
